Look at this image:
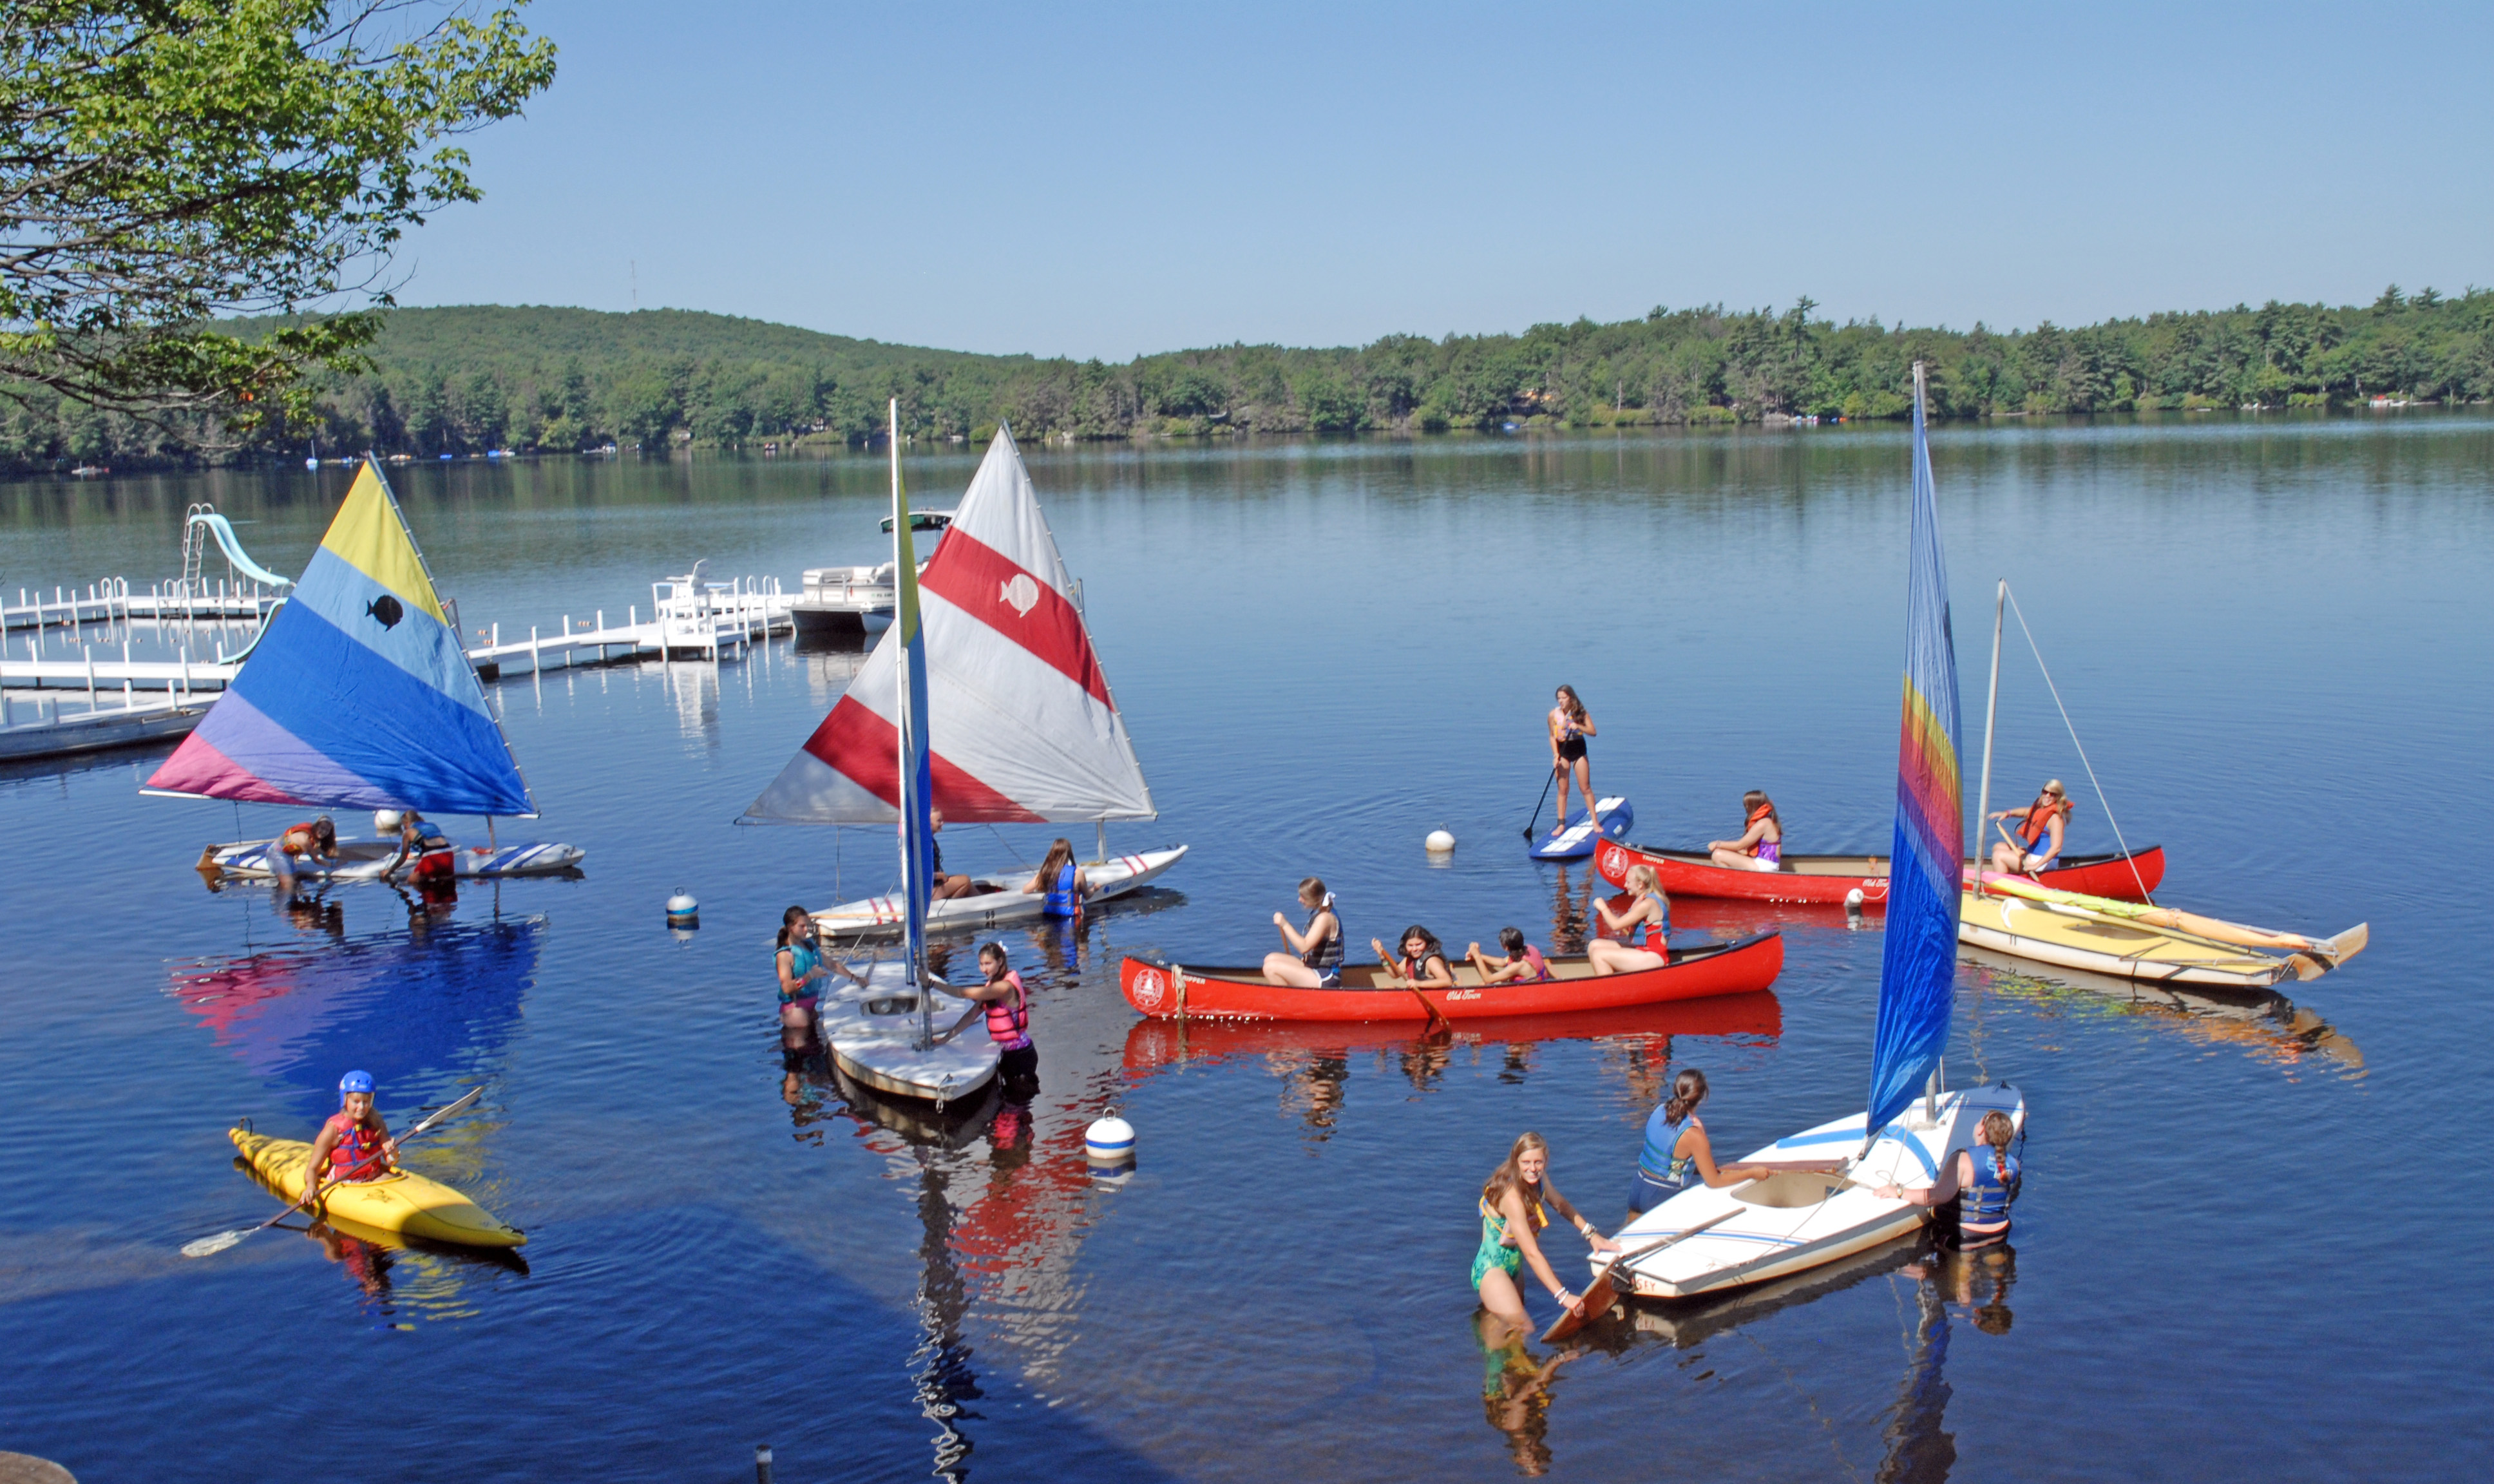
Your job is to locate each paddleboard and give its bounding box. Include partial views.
[229,1127,525,1248]
[1530,796,1632,860]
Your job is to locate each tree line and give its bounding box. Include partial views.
[4,287,2489,470]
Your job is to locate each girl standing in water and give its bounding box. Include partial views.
[1473,1131,1618,1334]
[1547,685,1597,837]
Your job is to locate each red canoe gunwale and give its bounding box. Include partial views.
[1592,839,2166,906]
[1118,931,1784,1023]
[1121,991,1785,1075]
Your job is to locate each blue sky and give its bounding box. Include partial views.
[392,1,2493,359]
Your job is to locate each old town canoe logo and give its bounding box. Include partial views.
[1131,967,1166,1011]
[1598,842,1627,877]
[1000,573,1041,617]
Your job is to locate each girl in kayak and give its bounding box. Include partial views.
[1708,791,1784,871]
[303,1070,397,1208]
[1878,1109,2022,1251]
[1373,924,1457,991]
[1024,839,1090,919]
[1586,865,1671,976]
[1547,685,1597,837]
[1466,927,1554,985]
[1986,781,2071,875]
[953,942,1040,1092]
[1262,877,1344,987]
[1474,1131,1619,1334]
[1627,1069,1776,1216]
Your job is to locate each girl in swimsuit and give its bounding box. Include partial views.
[1547,685,1597,838]
[1263,877,1344,987]
[1708,790,1784,871]
[1372,925,1457,991]
[1466,926,1554,985]
[776,905,861,1027]
[1586,864,1671,976]
[1986,781,2070,875]
[1472,1131,1618,1337]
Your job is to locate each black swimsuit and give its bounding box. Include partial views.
[1556,714,1588,763]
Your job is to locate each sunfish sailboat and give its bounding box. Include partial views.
[1593,365,2024,1306]
[748,422,1183,940]
[147,461,580,879]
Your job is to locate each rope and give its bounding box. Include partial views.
[2003,586,2155,905]
[985,823,1033,870]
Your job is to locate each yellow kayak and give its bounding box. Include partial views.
[1958,891,2300,989]
[230,1127,526,1249]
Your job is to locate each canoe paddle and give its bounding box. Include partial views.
[182,1087,482,1258]
[1541,1208,1739,1344]
[1373,948,1452,1036]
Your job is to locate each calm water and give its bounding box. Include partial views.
[3,415,2489,1482]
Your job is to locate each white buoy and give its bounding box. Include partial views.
[1425,828,1456,853]
[1084,1116,1136,1163]
[666,889,700,929]
[372,809,403,835]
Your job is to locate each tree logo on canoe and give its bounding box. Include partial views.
[1131,967,1166,1012]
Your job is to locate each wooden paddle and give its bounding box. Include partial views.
[182,1087,483,1258]
[1541,1208,1739,1344]
[1375,947,1452,1036]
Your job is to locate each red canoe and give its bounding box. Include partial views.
[1118,931,1784,1023]
[1121,991,1784,1074]
[1592,839,2166,906]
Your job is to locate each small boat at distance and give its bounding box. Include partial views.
[813,844,1186,938]
[1594,836,2164,906]
[1118,931,1782,1022]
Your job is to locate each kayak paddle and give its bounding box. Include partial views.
[182,1087,483,1258]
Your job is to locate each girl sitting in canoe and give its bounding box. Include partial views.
[1373,925,1457,991]
[1986,781,2071,875]
[1466,927,1554,985]
[1024,838,1090,919]
[776,906,861,1026]
[1627,1069,1778,1216]
[1474,1131,1619,1334]
[1547,685,1597,837]
[1262,877,1344,987]
[1708,790,1784,871]
[1586,865,1671,976]
[1878,1109,2022,1251]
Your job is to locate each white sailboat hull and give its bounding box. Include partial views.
[210,837,585,880]
[811,845,1186,938]
[1599,1085,2025,1300]
[817,960,1002,1103]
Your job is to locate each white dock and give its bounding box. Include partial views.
[5,578,277,633]
[466,571,794,679]
[0,693,205,761]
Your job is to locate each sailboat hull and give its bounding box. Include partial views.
[815,960,1002,1103]
[209,837,584,879]
[1956,891,2296,988]
[1599,1086,2024,1300]
[812,846,1186,938]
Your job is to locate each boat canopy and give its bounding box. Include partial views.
[1864,368,1964,1136]
[747,428,1155,824]
[146,461,536,817]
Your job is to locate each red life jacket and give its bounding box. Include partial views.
[985,970,1031,1049]
[2017,797,2070,847]
[280,821,322,855]
[323,1111,388,1180]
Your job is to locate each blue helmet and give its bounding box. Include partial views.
[338,1069,376,1099]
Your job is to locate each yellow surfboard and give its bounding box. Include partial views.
[231,1127,526,1249]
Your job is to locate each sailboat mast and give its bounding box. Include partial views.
[1974,578,2005,895]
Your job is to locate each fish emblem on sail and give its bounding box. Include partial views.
[745,426,1154,824]
[146,461,535,816]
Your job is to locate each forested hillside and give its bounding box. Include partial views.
[5,288,2489,470]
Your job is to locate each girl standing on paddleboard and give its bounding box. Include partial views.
[1547,686,1597,837]
[1473,1132,1618,1335]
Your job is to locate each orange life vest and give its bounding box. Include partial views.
[1739,803,1776,856]
[2017,797,2071,847]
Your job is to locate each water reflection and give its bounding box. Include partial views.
[1958,946,2363,1076]
[1473,1311,1581,1478]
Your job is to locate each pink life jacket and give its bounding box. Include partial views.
[985,971,1031,1051]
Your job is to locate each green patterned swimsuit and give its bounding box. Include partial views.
[1471,1189,1549,1288]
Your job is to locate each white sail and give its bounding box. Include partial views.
[747,426,1155,824]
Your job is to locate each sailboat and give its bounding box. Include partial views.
[147,460,582,879]
[1590,364,2024,1304]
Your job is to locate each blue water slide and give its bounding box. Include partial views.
[186,511,294,589]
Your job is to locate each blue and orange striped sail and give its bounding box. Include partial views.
[1865,367,1965,1136]
[888,407,936,988]
[147,462,534,816]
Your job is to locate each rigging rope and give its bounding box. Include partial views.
[2003,586,2154,905]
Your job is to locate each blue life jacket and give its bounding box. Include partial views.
[1637,1110,1698,1186]
[1043,862,1081,918]
[779,940,821,1004]
[1963,1146,2021,1223]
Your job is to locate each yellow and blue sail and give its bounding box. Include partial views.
[1866,376,1964,1134]
[148,462,534,816]
[891,437,936,984]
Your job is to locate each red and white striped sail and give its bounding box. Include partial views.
[746,428,1156,824]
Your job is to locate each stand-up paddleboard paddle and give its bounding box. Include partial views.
[182,1087,482,1257]
[1521,766,1557,841]
[1374,949,1452,1036]
[1541,1208,1737,1343]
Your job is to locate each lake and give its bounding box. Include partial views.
[3,413,2489,1482]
